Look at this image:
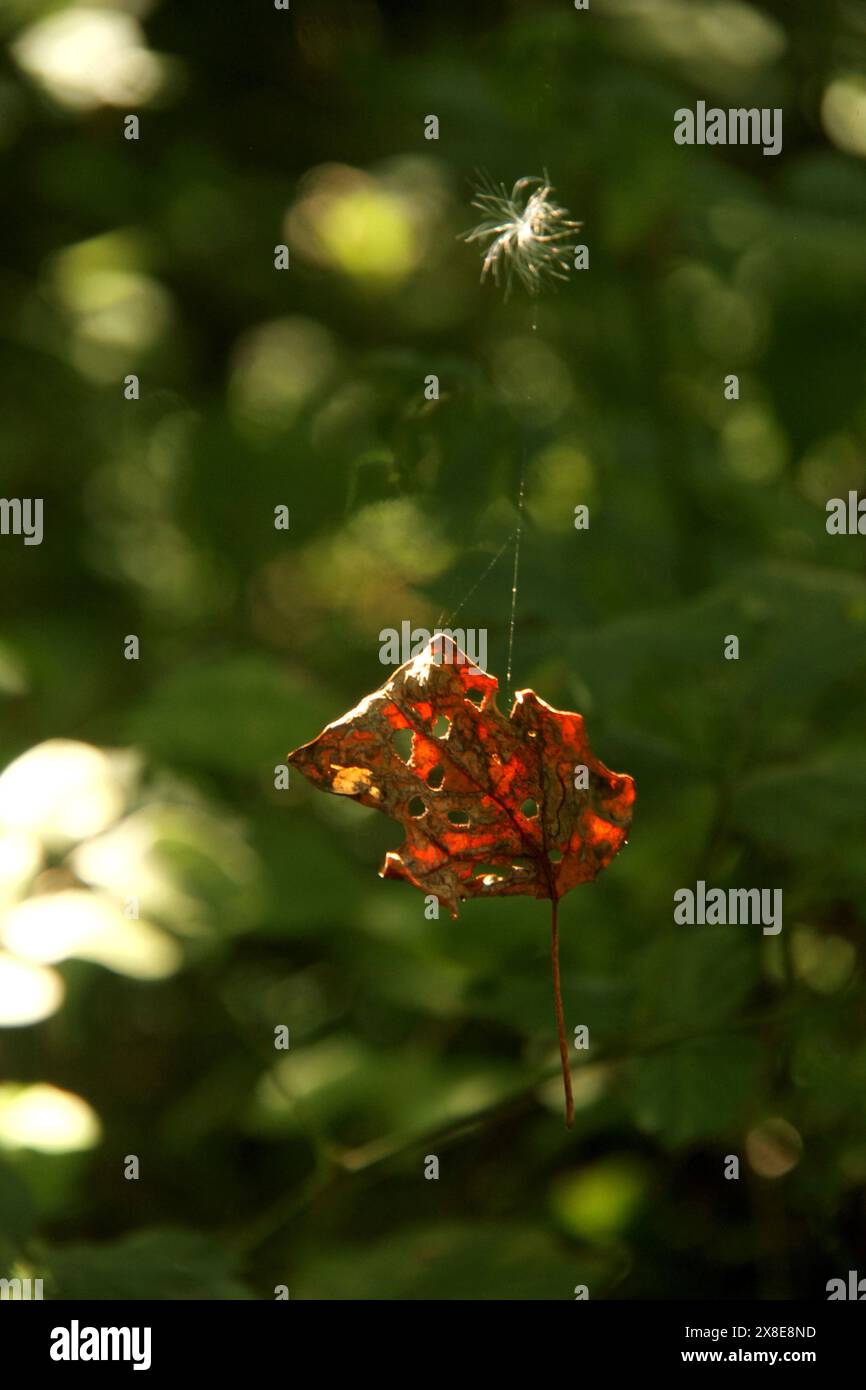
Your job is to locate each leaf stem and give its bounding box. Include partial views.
[550,895,574,1128]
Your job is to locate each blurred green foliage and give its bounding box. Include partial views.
[1,0,865,1299]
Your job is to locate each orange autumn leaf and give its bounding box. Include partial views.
[288,634,635,1124]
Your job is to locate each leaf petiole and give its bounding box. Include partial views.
[550,895,574,1128]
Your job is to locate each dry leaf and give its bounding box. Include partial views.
[288,635,635,1124]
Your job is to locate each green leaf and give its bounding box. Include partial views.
[127,655,334,778]
[569,564,866,772]
[631,930,758,1033]
[296,1222,617,1300]
[626,1036,762,1147]
[42,1229,253,1300]
[731,748,866,856]
[0,1161,33,1254]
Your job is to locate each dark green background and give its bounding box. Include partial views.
[1,0,865,1299]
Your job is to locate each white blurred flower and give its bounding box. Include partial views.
[0,1083,100,1153]
[11,8,166,111]
[0,740,134,848]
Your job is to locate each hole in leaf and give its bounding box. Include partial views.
[548,848,563,863]
[466,689,484,707]
[431,714,451,738]
[408,796,426,818]
[393,728,413,763]
[520,798,538,818]
[448,809,470,825]
[427,763,444,789]
[474,863,502,879]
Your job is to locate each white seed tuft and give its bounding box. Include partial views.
[463,173,582,298]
